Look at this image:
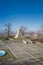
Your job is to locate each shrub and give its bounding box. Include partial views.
[38,38,43,43]
[3,37,9,41]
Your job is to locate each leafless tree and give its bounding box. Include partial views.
[37,25,43,34]
[37,25,43,39]
[29,31,35,39]
[5,23,11,37]
[19,26,27,36]
[40,25,43,33]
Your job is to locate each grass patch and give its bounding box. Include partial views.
[0,49,12,61]
[39,57,43,61]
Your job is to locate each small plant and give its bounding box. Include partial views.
[3,37,9,41]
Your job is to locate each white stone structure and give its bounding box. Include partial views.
[15,27,22,38]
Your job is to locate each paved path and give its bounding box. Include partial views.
[4,41,43,64]
[0,40,43,65]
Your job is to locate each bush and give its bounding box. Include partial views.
[0,37,4,41]
[38,38,43,43]
[3,37,9,41]
[9,36,14,38]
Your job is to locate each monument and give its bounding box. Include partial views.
[15,27,23,38]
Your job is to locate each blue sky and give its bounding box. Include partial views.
[0,0,43,32]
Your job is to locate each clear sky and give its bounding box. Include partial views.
[0,0,43,32]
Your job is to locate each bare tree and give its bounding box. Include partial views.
[19,26,27,36]
[37,25,43,34]
[5,23,11,38]
[29,31,35,39]
[37,25,43,39]
[40,25,43,33]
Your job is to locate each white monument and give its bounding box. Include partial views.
[15,27,22,38]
